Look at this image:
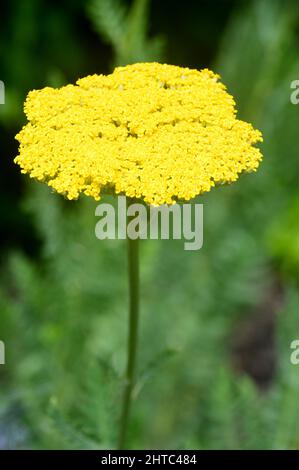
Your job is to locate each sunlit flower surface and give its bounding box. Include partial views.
[15,62,262,205]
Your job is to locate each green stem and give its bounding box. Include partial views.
[118,214,140,449]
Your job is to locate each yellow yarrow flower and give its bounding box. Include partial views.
[15,62,262,205]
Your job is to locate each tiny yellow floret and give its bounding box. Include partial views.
[15,62,262,205]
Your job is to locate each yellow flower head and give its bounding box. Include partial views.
[15,62,262,205]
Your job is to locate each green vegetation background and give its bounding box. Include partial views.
[1,0,299,449]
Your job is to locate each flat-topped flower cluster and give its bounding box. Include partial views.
[15,62,262,205]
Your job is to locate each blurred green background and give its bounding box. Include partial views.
[1,0,299,450]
